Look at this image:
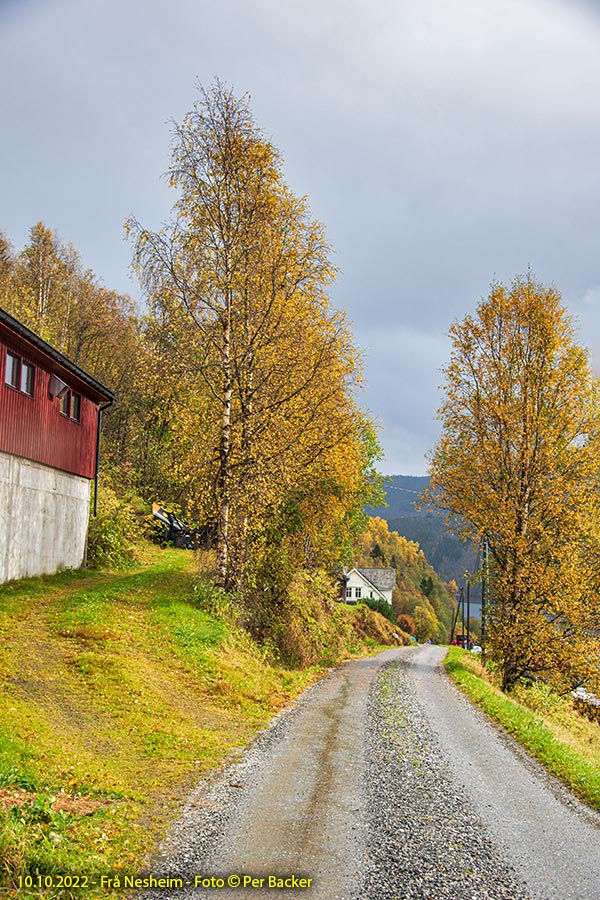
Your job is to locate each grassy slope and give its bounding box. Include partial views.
[0,548,393,898]
[445,647,600,810]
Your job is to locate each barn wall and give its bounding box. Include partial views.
[0,451,90,583]
[0,338,98,479]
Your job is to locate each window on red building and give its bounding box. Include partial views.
[21,362,34,396]
[60,390,70,416]
[5,352,19,388]
[60,389,81,422]
[71,392,81,422]
[5,352,34,397]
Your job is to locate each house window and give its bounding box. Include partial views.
[60,390,81,422]
[5,352,34,396]
[346,587,352,599]
[355,587,362,599]
[5,352,19,388]
[71,392,81,423]
[21,362,34,396]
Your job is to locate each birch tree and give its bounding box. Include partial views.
[428,275,600,692]
[128,82,372,590]
[0,231,13,305]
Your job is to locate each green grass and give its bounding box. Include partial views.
[0,547,392,899]
[444,646,600,810]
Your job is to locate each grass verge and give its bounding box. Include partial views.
[0,548,395,899]
[444,646,600,810]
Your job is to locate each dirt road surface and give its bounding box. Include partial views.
[141,645,600,900]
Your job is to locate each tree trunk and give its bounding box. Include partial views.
[216,304,232,588]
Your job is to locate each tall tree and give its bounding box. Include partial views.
[13,222,66,339]
[427,275,600,691]
[128,82,372,590]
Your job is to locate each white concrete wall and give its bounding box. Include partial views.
[0,451,90,582]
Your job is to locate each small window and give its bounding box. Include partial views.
[5,352,34,396]
[60,389,81,423]
[60,390,71,416]
[71,392,81,422]
[346,587,352,599]
[355,587,362,599]
[21,361,34,397]
[5,352,20,388]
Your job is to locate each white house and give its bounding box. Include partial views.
[342,567,396,605]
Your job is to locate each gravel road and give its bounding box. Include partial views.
[139,645,600,900]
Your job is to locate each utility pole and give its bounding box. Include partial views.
[460,586,465,648]
[466,575,471,650]
[450,589,461,643]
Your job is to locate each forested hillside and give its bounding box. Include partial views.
[368,475,480,604]
[355,517,456,642]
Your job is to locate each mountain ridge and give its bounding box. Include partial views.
[368,475,482,610]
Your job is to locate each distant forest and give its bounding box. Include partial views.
[367,475,482,612]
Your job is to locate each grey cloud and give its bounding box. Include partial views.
[1,0,600,473]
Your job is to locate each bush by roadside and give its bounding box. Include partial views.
[86,485,137,569]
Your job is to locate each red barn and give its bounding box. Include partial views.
[0,307,114,582]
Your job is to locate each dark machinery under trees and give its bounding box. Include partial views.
[151,503,215,550]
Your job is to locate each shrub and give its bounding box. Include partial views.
[360,596,397,624]
[396,612,415,635]
[271,571,347,667]
[413,602,438,642]
[87,486,137,569]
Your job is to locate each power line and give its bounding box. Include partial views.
[382,484,421,495]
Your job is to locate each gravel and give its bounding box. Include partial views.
[136,648,573,900]
[138,676,333,892]
[356,654,534,900]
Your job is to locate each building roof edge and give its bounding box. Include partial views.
[0,306,115,403]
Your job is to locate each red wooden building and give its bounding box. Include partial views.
[0,307,114,582]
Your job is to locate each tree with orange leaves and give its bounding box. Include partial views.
[428,275,600,692]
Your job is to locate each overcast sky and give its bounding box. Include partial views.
[2,0,600,474]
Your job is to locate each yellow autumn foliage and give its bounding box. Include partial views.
[428,274,600,692]
[127,81,382,602]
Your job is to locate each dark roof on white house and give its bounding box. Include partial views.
[356,568,396,591]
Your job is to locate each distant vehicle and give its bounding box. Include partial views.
[571,686,600,707]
